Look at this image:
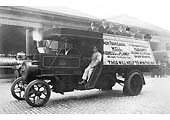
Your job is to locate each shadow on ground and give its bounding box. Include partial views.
[47,89,125,107]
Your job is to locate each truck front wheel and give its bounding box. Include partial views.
[123,70,144,96]
[25,80,51,107]
[11,77,27,100]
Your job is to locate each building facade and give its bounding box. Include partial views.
[0,6,169,55]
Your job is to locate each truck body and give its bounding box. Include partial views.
[11,28,157,107]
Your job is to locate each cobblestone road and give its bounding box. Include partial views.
[0,76,170,114]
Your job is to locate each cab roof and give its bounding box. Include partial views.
[43,27,103,40]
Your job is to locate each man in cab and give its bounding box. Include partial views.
[79,46,102,85]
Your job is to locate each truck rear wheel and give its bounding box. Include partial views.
[123,70,144,96]
[25,80,51,107]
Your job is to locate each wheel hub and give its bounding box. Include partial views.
[20,87,25,91]
[35,91,42,96]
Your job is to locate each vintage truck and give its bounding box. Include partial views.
[11,27,157,107]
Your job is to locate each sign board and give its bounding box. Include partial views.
[103,35,156,65]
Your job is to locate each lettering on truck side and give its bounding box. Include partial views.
[103,35,156,65]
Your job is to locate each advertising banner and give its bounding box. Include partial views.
[103,35,156,65]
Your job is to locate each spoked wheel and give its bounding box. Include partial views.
[11,77,27,100]
[25,80,51,107]
[123,70,144,96]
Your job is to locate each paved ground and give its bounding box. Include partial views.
[0,76,170,114]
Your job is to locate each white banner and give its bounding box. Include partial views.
[103,35,156,65]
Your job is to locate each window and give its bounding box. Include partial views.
[36,39,73,55]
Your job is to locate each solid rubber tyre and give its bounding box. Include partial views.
[11,77,27,100]
[123,70,144,96]
[25,80,51,107]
